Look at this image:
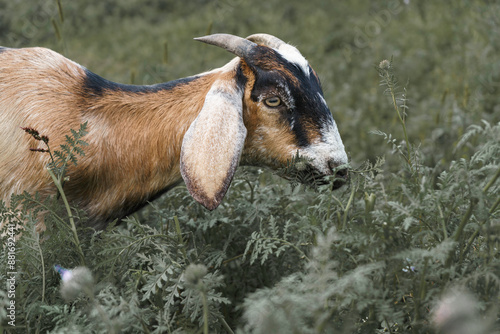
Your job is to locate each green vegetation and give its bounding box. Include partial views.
[1,1,499,333]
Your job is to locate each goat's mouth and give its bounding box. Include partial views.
[328,167,349,190]
[301,165,349,190]
[274,157,349,190]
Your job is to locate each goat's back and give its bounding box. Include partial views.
[0,47,85,201]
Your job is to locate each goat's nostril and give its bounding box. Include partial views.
[331,167,349,190]
[327,160,336,172]
[327,160,349,190]
[335,167,348,179]
[327,160,348,178]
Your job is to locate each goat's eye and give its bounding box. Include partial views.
[264,96,281,107]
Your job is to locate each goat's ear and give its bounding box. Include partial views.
[180,77,247,210]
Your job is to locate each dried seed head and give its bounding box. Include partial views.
[30,148,49,153]
[21,126,42,140]
[183,264,208,287]
[379,59,390,70]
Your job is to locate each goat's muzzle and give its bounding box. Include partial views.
[327,160,349,190]
[330,167,349,190]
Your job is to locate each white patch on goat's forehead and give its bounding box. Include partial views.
[276,44,310,77]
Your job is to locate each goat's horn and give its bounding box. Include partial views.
[194,34,257,59]
[246,33,285,49]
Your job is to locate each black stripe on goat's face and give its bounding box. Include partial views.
[240,44,348,187]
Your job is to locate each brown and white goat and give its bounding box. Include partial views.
[0,33,348,230]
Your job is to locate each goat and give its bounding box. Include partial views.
[0,33,348,230]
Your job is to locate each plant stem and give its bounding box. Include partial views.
[436,202,448,240]
[452,200,475,244]
[174,216,188,261]
[34,231,46,334]
[459,167,500,262]
[385,72,412,170]
[342,183,356,230]
[38,233,46,304]
[245,179,255,203]
[117,234,174,256]
[222,253,244,265]
[483,165,500,193]
[201,290,209,334]
[384,316,394,334]
[47,167,86,265]
[490,196,500,214]
[258,237,310,262]
[218,316,235,334]
[93,299,116,334]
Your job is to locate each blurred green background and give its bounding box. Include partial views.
[1,0,499,168]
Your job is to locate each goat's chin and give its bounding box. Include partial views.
[329,168,349,190]
[330,176,348,190]
[309,171,348,191]
[277,163,348,191]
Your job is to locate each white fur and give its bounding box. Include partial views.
[276,44,310,77]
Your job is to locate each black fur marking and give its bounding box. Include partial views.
[290,117,311,147]
[235,62,248,91]
[277,62,332,149]
[249,51,331,149]
[82,68,200,96]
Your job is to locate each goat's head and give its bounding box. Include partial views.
[180,33,348,210]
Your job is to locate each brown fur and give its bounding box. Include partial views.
[64,77,215,226]
[238,60,299,168]
[241,95,299,168]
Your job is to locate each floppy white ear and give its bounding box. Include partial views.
[180,77,247,210]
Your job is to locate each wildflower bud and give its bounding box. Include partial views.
[364,192,376,213]
[183,264,208,288]
[29,148,49,153]
[379,59,390,70]
[20,127,42,141]
[54,265,94,302]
